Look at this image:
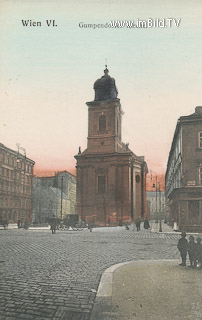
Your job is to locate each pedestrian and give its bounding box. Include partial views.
[144,217,150,230]
[50,217,57,234]
[135,218,141,231]
[196,237,202,268]
[177,231,188,266]
[187,235,197,268]
[173,222,179,232]
[17,219,21,229]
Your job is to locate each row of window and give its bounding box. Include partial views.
[0,181,32,195]
[166,166,202,198]
[97,174,141,194]
[166,167,182,196]
[0,168,32,184]
[0,211,30,222]
[0,152,33,173]
[149,203,164,213]
[168,131,202,179]
[0,197,31,208]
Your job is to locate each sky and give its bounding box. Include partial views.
[0,0,202,183]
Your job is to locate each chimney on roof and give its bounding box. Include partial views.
[195,106,202,114]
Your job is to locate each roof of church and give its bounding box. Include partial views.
[93,66,118,101]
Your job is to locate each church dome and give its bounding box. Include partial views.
[93,67,118,101]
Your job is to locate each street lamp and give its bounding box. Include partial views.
[16,143,26,224]
[152,174,162,232]
[152,174,158,223]
[60,176,64,220]
[159,182,162,232]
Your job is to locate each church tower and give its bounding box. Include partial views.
[75,67,148,226]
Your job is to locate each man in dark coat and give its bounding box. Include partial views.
[50,216,57,234]
[135,218,141,231]
[144,218,150,230]
[177,231,188,266]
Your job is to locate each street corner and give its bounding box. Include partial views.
[111,260,202,320]
[90,261,136,320]
[91,259,202,320]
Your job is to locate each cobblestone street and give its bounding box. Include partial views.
[0,227,181,319]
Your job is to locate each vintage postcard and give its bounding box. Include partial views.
[0,1,202,319]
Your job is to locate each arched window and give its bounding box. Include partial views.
[99,115,106,132]
[98,176,106,193]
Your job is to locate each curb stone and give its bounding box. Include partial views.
[90,259,179,320]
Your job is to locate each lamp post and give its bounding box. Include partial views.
[16,144,26,223]
[152,173,162,232]
[130,158,134,222]
[159,182,162,232]
[60,176,64,220]
[152,175,158,223]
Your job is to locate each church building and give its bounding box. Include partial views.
[75,67,148,226]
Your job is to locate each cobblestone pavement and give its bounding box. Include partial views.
[0,228,181,320]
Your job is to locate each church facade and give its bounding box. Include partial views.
[75,67,148,226]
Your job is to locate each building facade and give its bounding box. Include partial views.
[165,107,202,232]
[32,171,76,223]
[0,143,35,223]
[75,67,148,226]
[147,191,165,220]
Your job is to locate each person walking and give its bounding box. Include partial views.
[177,231,188,266]
[135,218,141,231]
[144,217,150,230]
[188,235,197,268]
[50,216,57,234]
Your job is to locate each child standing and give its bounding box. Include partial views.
[188,235,197,268]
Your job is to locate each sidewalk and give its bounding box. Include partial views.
[151,221,202,236]
[6,224,50,231]
[91,260,202,320]
[4,222,202,235]
[151,221,174,233]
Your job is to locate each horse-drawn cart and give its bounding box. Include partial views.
[47,214,87,232]
[57,219,87,231]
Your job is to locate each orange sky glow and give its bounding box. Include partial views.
[1,0,202,194]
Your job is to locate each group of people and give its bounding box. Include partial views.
[135,217,150,231]
[177,231,202,268]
